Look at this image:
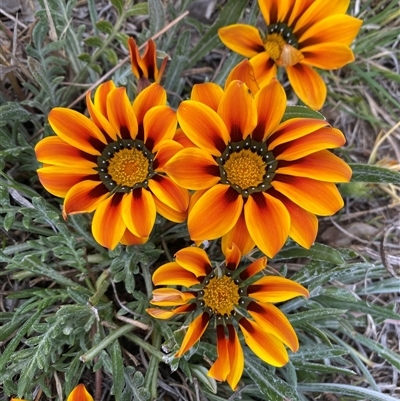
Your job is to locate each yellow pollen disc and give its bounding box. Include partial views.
[202,276,240,315]
[264,33,287,61]
[107,148,149,187]
[224,149,266,190]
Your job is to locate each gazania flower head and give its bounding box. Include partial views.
[128,38,168,91]
[67,384,93,401]
[147,244,309,390]
[35,81,189,249]
[164,76,352,257]
[218,0,362,109]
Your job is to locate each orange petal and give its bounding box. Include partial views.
[107,87,138,139]
[218,80,257,142]
[218,24,264,58]
[128,37,142,79]
[148,175,189,213]
[247,302,299,351]
[139,39,158,80]
[258,0,291,25]
[173,128,197,148]
[221,210,255,257]
[121,188,156,238]
[133,83,167,125]
[188,185,243,241]
[271,190,318,249]
[152,262,200,287]
[276,150,352,182]
[150,288,195,306]
[153,196,187,223]
[208,325,230,382]
[92,193,126,249]
[35,136,97,168]
[249,52,278,87]
[120,228,148,246]
[176,312,210,357]
[37,166,97,198]
[248,276,310,303]
[191,83,224,111]
[224,242,242,271]
[294,0,350,35]
[153,140,184,172]
[301,43,355,69]
[63,180,109,216]
[177,101,229,156]
[268,118,329,148]
[252,78,286,142]
[225,59,259,95]
[175,247,212,277]
[67,384,93,401]
[239,318,289,367]
[93,80,116,116]
[144,106,176,152]
[299,15,363,47]
[272,175,344,215]
[240,257,267,281]
[226,324,244,390]
[164,148,220,190]
[146,304,195,319]
[273,127,346,160]
[286,63,327,110]
[244,192,290,258]
[86,90,117,141]
[48,108,106,155]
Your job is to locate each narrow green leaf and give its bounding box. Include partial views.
[275,242,345,264]
[110,0,124,14]
[148,0,165,36]
[282,106,325,121]
[84,36,104,47]
[27,57,54,101]
[0,309,42,371]
[126,3,149,18]
[190,364,217,394]
[290,344,348,360]
[349,163,400,184]
[245,358,301,401]
[0,103,31,126]
[297,383,399,401]
[111,341,125,401]
[289,308,346,327]
[96,20,114,34]
[292,361,355,375]
[187,0,247,67]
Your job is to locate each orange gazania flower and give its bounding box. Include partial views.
[147,244,309,390]
[164,78,352,257]
[67,384,93,401]
[218,0,362,109]
[128,38,168,90]
[35,81,189,249]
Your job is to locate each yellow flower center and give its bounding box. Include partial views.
[223,149,266,190]
[107,148,149,187]
[264,33,287,61]
[202,276,240,315]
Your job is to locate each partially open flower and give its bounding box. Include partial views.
[67,384,93,401]
[147,244,309,390]
[128,38,168,92]
[218,0,362,109]
[36,81,189,249]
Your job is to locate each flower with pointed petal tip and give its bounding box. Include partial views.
[218,0,362,109]
[36,81,189,249]
[164,77,351,258]
[147,243,309,390]
[67,384,93,401]
[128,38,168,92]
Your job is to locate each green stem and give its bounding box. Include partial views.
[80,324,133,363]
[144,329,162,399]
[122,332,164,361]
[141,264,154,299]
